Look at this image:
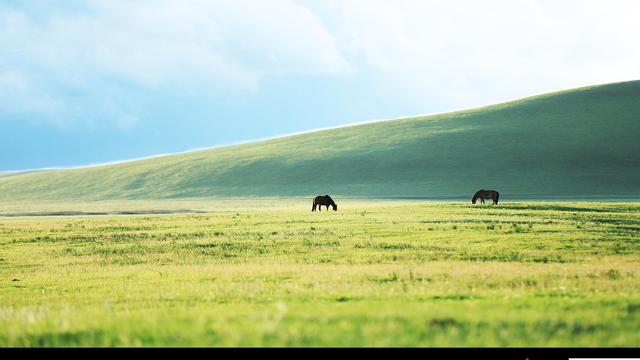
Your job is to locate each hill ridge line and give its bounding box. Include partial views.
[5,79,635,174]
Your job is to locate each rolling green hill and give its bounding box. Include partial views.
[1,80,639,201]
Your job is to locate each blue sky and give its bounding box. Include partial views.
[1,0,639,171]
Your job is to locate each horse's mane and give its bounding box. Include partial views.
[324,195,335,205]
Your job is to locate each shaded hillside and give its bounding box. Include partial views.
[1,80,639,200]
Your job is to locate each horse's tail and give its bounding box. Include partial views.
[312,198,316,211]
[495,192,499,204]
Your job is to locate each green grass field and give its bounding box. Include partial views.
[1,81,639,346]
[2,200,639,346]
[1,80,639,201]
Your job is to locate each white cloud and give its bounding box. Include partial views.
[1,0,639,128]
[82,0,350,87]
[0,0,350,126]
[316,0,640,108]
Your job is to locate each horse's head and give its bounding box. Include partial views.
[332,203,337,211]
[471,193,478,204]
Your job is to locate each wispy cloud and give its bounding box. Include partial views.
[0,0,350,127]
[1,0,639,131]
[311,0,640,107]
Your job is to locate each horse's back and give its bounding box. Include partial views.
[313,195,333,205]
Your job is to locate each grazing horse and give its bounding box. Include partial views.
[312,195,338,211]
[472,189,499,205]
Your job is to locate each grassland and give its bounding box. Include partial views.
[1,80,640,201]
[1,200,639,346]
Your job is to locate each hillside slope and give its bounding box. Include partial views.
[1,81,639,200]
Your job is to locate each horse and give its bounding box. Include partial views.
[312,195,337,211]
[471,189,499,205]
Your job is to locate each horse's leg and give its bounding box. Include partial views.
[481,198,485,204]
[312,203,316,212]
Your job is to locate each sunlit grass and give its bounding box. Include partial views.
[1,201,639,346]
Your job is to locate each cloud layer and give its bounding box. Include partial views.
[0,0,350,128]
[1,0,639,129]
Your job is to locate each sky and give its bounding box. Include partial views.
[1,0,639,171]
